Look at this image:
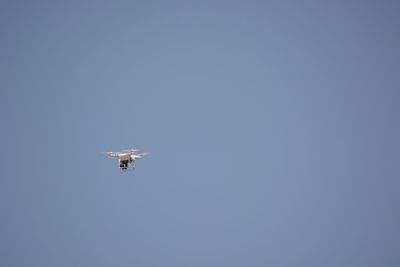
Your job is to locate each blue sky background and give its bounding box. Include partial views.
[1,1,399,266]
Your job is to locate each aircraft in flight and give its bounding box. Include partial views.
[105,148,148,171]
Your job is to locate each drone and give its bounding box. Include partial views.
[105,149,148,171]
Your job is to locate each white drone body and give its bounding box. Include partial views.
[105,149,148,171]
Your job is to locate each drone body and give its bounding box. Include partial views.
[105,149,148,171]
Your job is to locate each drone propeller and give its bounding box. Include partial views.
[122,148,141,153]
[104,152,118,158]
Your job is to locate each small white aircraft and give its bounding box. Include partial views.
[105,149,148,171]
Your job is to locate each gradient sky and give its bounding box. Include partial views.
[1,1,400,266]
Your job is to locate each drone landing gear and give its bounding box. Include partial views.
[129,159,136,170]
[119,159,136,171]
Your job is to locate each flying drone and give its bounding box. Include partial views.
[105,149,148,171]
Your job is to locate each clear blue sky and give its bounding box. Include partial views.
[1,1,399,266]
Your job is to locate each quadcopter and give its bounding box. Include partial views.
[105,149,148,171]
